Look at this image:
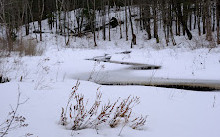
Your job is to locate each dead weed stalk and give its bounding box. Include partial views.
[0,86,29,137]
[60,81,147,132]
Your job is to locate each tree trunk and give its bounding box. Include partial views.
[205,0,213,42]
[182,3,188,36]
[176,2,192,40]
[86,0,97,47]
[25,1,29,36]
[202,2,206,34]
[212,2,215,32]
[145,2,151,40]
[153,1,159,43]
[125,0,128,41]
[189,13,192,30]
[93,0,97,46]
[39,20,42,41]
[217,0,220,44]
[169,1,176,45]
[139,3,143,31]
[119,7,123,39]
[128,0,136,48]
[194,2,197,29]
[102,1,106,40]
[108,0,111,41]
[38,0,44,41]
[197,1,201,36]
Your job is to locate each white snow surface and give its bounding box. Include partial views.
[0,18,220,137]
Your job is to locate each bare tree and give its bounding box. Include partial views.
[205,0,213,42]
[118,6,123,39]
[175,0,192,40]
[128,0,136,48]
[108,0,111,41]
[216,0,220,44]
[38,0,45,41]
[153,0,159,43]
[168,0,176,46]
[125,0,128,41]
[102,0,106,40]
[196,0,201,36]
[87,0,97,47]
[142,2,151,40]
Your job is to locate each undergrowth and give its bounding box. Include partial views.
[60,81,147,133]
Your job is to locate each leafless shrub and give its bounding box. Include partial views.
[34,58,52,90]
[0,87,29,137]
[88,62,106,82]
[60,81,80,126]
[109,96,140,128]
[60,81,147,133]
[60,81,103,130]
[0,56,30,83]
[130,115,148,129]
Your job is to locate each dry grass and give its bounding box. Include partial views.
[109,96,140,128]
[60,81,147,132]
[16,39,44,56]
[0,37,44,56]
[0,37,8,54]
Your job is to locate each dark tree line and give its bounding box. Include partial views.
[1,0,220,50]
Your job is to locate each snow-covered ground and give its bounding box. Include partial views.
[1,44,220,137]
[1,80,220,137]
[1,15,220,137]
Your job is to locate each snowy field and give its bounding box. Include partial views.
[1,19,220,137]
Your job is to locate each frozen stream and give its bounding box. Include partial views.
[72,54,220,92]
